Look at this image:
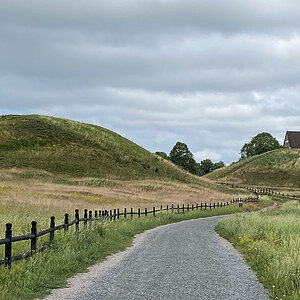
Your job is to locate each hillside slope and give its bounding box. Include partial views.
[0,114,200,182]
[206,148,300,188]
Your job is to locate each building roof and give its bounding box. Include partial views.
[284,131,300,149]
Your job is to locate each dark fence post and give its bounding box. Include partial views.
[31,221,37,253]
[109,210,112,220]
[50,216,55,244]
[5,223,12,269]
[209,203,211,210]
[117,208,120,219]
[84,209,88,227]
[131,208,133,218]
[213,203,215,209]
[172,204,174,212]
[124,208,127,219]
[145,208,147,216]
[153,207,155,216]
[160,205,163,212]
[200,203,203,210]
[89,211,93,225]
[182,204,185,213]
[95,210,98,218]
[138,208,141,217]
[75,209,79,234]
[192,204,194,210]
[64,213,69,232]
[187,204,189,211]
[114,209,116,220]
[167,205,169,211]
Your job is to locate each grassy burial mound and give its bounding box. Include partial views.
[206,148,300,188]
[0,114,242,213]
[0,114,196,181]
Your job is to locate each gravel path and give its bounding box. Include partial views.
[44,216,268,300]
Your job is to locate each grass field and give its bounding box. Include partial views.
[206,148,300,188]
[0,198,272,300]
[216,201,300,300]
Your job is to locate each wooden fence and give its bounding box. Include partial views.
[220,182,300,200]
[0,196,258,269]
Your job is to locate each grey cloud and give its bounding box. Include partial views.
[1,0,300,164]
[1,0,300,36]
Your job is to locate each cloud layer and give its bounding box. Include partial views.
[1,0,299,164]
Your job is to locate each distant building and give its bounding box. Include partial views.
[283,131,300,149]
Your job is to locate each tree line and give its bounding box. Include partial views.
[155,132,281,177]
[155,142,225,176]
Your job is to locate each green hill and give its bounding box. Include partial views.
[0,114,201,183]
[206,148,300,188]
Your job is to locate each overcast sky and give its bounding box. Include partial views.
[1,0,300,164]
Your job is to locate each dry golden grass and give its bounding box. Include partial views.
[0,177,234,214]
[0,167,246,243]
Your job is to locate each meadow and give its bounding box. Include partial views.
[0,197,271,300]
[216,200,300,300]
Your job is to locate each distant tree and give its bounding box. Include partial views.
[240,132,281,159]
[199,159,215,175]
[169,142,198,174]
[214,161,225,170]
[155,151,169,160]
[196,163,205,176]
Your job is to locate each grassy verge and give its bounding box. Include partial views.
[216,200,300,300]
[0,199,271,300]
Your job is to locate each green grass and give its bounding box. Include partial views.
[206,148,300,188]
[216,200,300,300]
[0,200,271,300]
[0,114,203,183]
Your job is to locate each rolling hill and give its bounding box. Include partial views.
[0,114,244,212]
[0,114,198,182]
[206,148,300,188]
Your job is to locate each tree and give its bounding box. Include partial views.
[214,161,225,170]
[240,132,281,159]
[199,159,215,175]
[169,142,198,174]
[155,152,169,160]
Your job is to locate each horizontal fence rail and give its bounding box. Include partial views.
[220,182,300,200]
[0,196,258,269]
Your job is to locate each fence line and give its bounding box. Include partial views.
[0,196,258,269]
[220,182,300,200]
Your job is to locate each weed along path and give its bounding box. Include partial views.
[44,216,268,300]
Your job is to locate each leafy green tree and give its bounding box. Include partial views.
[240,132,281,159]
[169,142,198,174]
[196,163,205,176]
[199,159,215,174]
[155,151,169,160]
[214,161,225,170]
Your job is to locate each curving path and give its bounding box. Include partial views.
[45,216,269,300]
